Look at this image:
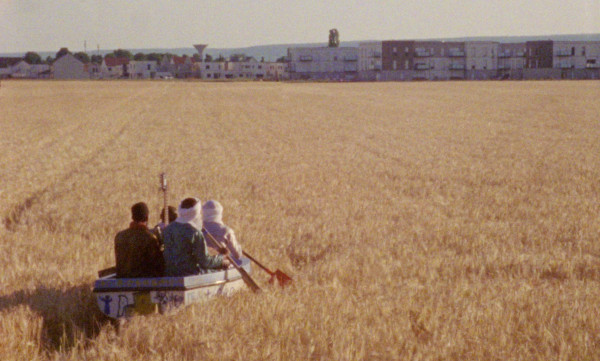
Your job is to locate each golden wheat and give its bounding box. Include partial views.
[0,80,599,360]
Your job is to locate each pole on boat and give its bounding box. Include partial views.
[159,172,168,226]
[203,228,261,293]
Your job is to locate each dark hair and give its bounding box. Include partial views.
[180,198,198,209]
[161,206,178,223]
[131,202,149,222]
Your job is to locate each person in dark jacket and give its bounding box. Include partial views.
[114,202,165,278]
[163,197,230,276]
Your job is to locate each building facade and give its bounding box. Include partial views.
[53,53,89,79]
[358,41,382,80]
[287,46,359,80]
[127,61,158,79]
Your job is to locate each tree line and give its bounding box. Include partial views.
[21,48,286,65]
[21,48,207,65]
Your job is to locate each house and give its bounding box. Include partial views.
[27,63,51,78]
[171,56,193,78]
[264,61,287,80]
[53,53,89,79]
[127,61,158,79]
[101,57,130,79]
[0,57,24,78]
[7,60,30,78]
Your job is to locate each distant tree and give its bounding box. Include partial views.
[146,53,163,63]
[90,54,103,64]
[216,54,226,62]
[276,56,287,63]
[230,53,246,62]
[204,54,213,62]
[45,56,54,64]
[24,51,42,64]
[105,53,115,59]
[55,47,71,59]
[328,29,340,48]
[106,49,133,60]
[261,57,265,62]
[74,52,90,63]
[134,52,146,61]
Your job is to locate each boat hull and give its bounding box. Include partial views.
[93,258,251,319]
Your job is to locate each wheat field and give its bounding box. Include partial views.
[0,80,599,360]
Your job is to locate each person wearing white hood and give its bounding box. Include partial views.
[202,200,243,264]
[163,197,230,276]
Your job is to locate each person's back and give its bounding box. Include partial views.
[115,202,164,278]
[163,197,229,276]
[202,200,242,263]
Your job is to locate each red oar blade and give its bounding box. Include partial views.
[269,269,293,287]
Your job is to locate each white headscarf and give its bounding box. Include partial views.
[202,200,223,224]
[175,197,203,231]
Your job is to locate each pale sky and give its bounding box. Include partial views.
[1,0,599,53]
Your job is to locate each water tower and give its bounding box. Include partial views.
[193,44,208,61]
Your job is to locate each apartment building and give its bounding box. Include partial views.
[465,41,498,80]
[552,41,600,79]
[287,46,359,80]
[358,41,382,80]
[497,43,527,79]
[381,40,466,80]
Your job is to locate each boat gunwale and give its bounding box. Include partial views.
[93,279,242,293]
[93,258,251,293]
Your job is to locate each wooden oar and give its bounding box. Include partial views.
[202,228,261,293]
[242,251,292,287]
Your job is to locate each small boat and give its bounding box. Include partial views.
[93,258,252,319]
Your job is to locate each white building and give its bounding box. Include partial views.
[127,61,158,79]
[101,57,130,79]
[288,46,359,80]
[465,41,499,79]
[53,53,89,79]
[553,41,600,70]
[358,41,382,80]
[264,61,287,80]
[199,57,284,80]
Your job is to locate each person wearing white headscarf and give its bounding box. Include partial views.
[162,197,230,276]
[202,200,243,264]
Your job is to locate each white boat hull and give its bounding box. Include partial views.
[93,258,251,319]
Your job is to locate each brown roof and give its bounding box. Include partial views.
[172,56,188,65]
[104,57,130,66]
[0,57,23,68]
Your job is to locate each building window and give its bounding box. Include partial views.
[393,60,397,70]
[393,47,397,54]
[571,47,575,56]
[147,64,151,70]
[582,47,586,56]
[405,60,409,69]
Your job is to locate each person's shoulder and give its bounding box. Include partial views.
[164,222,197,235]
[114,228,131,240]
[224,225,235,235]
